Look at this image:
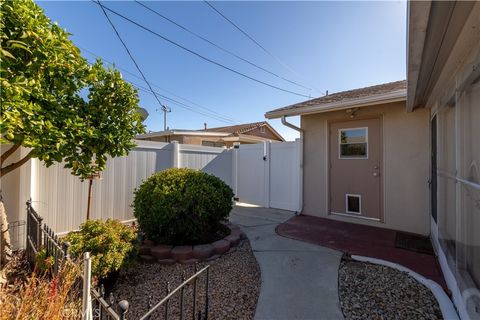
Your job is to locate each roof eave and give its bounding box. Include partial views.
[136,130,230,139]
[406,1,432,112]
[265,89,407,119]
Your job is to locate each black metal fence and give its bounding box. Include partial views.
[139,264,210,320]
[24,200,211,320]
[26,200,126,319]
[91,284,129,320]
[26,199,70,273]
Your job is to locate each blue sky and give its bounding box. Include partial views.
[37,1,407,141]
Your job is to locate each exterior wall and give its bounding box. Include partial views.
[301,101,430,235]
[183,135,223,146]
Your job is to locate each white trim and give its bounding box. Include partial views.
[345,194,362,214]
[338,127,369,160]
[265,89,406,119]
[351,254,459,320]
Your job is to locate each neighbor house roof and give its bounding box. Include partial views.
[202,121,285,141]
[135,130,230,139]
[136,121,285,142]
[265,80,407,119]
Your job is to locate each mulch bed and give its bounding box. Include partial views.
[111,240,260,320]
[339,258,443,320]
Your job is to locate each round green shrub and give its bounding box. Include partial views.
[133,168,234,245]
[64,219,138,279]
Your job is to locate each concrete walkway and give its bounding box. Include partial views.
[229,205,344,320]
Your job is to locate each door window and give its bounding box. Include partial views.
[339,127,368,159]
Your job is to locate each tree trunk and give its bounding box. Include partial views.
[86,179,93,220]
[0,200,12,269]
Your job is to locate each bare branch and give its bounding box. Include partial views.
[0,150,34,178]
[0,144,21,165]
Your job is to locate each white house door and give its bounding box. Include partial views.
[329,118,382,220]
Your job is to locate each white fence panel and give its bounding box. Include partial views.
[269,141,301,211]
[179,145,233,187]
[25,138,301,233]
[236,144,268,207]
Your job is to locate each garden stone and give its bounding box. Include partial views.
[139,255,156,263]
[151,245,172,260]
[171,245,193,261]
[212,239,230,254]
[193,244,215,260]
[157,258,176,265]
[139,245,151,255]
[205,254,221,262]
[225,233,241,247]
[143,239,155,247]
[178,258,199,265]
[230,228,245,240]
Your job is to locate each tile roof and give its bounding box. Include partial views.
[267,80,406,116]
[201,121,268,134]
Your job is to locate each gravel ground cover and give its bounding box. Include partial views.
[339,258,443,320]
[111,240,260,320]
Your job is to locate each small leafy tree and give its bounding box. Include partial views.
[0,0,145,265]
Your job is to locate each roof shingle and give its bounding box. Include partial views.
[267,80,406,116]
[201,121,268,134]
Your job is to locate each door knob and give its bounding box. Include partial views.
[373,172,379,177]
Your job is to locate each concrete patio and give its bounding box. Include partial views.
[229,205,344,320]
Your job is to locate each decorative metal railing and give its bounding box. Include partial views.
[140,264,210,320]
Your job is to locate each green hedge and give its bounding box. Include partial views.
[64,219,138,279]
[133,168,234,245]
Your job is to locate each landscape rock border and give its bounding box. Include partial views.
[139,224,246,264]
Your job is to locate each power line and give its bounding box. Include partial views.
[95,0,164,110]
[84,56,235,124]
[203,0,325,95]
[92,1,311,98]
[134,0,312,91]
[79,46,238,123]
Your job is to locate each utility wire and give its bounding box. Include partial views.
[203,0,324,95]
[95,0,164,110]
[135,0,311,91]
[79,46,238,123]
[92,1,311,98]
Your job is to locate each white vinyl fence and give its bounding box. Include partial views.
[26,139,300,234]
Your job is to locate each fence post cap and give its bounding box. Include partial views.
[83,252,90,259]
[119,300,129,314]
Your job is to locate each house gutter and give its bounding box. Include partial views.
[281,116,304,214]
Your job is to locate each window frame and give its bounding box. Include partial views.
[338,127,369,159]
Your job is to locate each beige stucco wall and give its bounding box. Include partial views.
[301,101,431,235]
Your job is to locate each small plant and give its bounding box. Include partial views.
[35,248,55,274]
[133,168,234,245]
[63,219,138,279]
[0,260,82,320]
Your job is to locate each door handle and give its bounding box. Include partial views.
[373,172,379,177]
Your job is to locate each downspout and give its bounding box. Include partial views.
[281,116,304,214]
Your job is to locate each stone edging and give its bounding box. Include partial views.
[138,224,246,265]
